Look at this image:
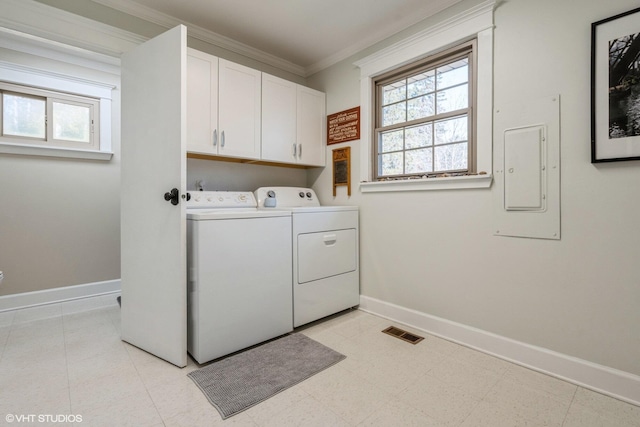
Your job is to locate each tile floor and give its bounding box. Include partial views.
[0,295,639,427]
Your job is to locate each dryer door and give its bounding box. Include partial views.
[297,229,357,283]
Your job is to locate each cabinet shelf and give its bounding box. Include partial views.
[186,152,313,169]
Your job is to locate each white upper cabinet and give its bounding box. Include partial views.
[187,50,261,160]
[187,49,218,155]
[188,49,325,167]
[261,73,297,164]
[296,85,326,167]
[262,73,326,167]
[218,58,261,160]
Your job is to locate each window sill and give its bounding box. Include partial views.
[360,174,492,193]
[0,142,113,161]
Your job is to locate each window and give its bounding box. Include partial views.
[355,1,493,192]
[1,82,100,151]
[374,41,475,179]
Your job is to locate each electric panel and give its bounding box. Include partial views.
[493,95,560,240]
[504,126,545,211]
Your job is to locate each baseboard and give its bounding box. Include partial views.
[359,295,640,406]
[0,279,121,312]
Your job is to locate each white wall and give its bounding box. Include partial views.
[187,159,308,191]
[0,48,121,297]
[309,0,640,382]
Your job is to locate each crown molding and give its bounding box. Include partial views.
[0,0,146,59]
[91,0,306,77]
[306,0,464,76]
[354,0,495,73]
[0,27,121,74]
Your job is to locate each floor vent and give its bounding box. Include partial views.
[382,326,424,345]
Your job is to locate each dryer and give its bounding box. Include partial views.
[255,187,359,327]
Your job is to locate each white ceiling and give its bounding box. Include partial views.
[92,0,462,76]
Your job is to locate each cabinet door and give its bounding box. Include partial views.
[187,49,218,155]
[297,86,326,167]
[218,59,261,160]
[262,73,297,163]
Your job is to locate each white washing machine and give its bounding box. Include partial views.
[186,191,293,363]
[254,187,359,327]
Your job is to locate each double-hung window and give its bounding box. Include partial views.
[374,40,476,179]
[1,82,100,151]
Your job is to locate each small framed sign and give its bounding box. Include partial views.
[327,106,360,145]
[332,147,351,196]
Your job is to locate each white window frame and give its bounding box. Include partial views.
[0,61,114,161]
[355,0,495,192]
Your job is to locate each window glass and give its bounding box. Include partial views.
[382,103,406,126]
[435,142,468,171]
[407,70,435,97]
[405,148,432,174]
[382,81,406,104]
[380,129,404,152]
[437,84,468,114]
[407,94,435,121]
[436,59,468,89]
[52,101,91,143]
[405,123,432,149]
[435,116,467,145]
[2,93,46,139]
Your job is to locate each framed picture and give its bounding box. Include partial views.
[591,7,640,163]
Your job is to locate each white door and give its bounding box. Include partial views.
[120,25,187,367]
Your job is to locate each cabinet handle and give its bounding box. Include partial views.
[213,129,217,146]
[221,131,225,148]
[298,144,302,158]
[292,143,297,157]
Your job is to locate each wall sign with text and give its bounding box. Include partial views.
[327,106,360,145]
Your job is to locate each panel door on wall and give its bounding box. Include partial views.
[218,58,261,160]
[186,48,218,155]
[261,73,297,164]
[121,25,187,367]
[297,85,326,167]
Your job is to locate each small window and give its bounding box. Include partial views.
[0,82,100,151]
[374,40,476,180]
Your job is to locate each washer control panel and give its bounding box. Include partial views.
[186,191,257,209]
[254,187,320,208]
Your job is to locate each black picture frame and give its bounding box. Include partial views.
[591,6,640,163]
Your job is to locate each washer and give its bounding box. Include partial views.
[255,187,359,327]
[186,191,292,363]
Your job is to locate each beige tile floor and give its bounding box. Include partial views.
[0,295,639,427]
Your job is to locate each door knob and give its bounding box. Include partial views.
[164,188,180,205]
